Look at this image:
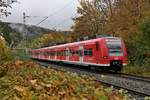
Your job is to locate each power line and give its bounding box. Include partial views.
[53,13,78,29]
[36,0,75,26]
[36,16,48,26]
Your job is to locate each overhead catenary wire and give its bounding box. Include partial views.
[53,13,78,30]
[36,16,48,26]
[36,0,75,26]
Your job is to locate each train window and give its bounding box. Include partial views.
[58,52,59,56]
[29,51,31,55]
[71,50,75,56]
[106,40,123,56]
[59,51,61,56]
[63,51,64,56]
[41,52,44,56]
[72,51,75,55]
[39,52,42,56]
[70,50,73,56]
[63,50,66,56]
[54,51,56,56]
[56,52,58,56]
[84,48,93,56]
[61,51,63,56]
[66,50,69,56]
[46,52,48,56]
[60,51,62,56]
[63,50,65,56]
[84,49,88,56]
[47,52,49,56]
[76,51,79,56]
[51,51,55,56]
[89,48,93,56]
[59,52,60,56]
[96,42,99,51]
[42,52,45,56]
[48,52,51,56]
[44,52,46,56]
[57,52,59,56]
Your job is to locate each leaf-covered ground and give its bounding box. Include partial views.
[0,61,130,100]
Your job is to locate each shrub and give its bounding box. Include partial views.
[124,18,150,75]
[0,38,11,65]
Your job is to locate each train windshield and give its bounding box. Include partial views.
[106,39,123,56]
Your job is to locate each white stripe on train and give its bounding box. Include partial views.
[33,57,127,67]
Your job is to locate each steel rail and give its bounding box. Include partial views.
[117,73,150,83]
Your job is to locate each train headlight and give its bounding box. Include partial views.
[103,56,108,59]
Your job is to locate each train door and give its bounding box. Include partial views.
[79,46,83,63]
[48,50,51,60]
[55,50,57,60]
[66,48,69,61]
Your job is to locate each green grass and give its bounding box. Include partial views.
[123,65,150,77]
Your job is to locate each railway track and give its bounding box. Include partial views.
[35,60,150,99]
[113,73,150,83]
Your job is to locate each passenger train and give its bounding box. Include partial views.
[30,37,127,72]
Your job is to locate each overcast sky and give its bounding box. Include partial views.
[1,0,79,31]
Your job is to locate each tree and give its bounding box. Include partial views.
[72,0,150,37]
[139,18,150,53]
[0,0,18,17]
[71,0,105,40]
[0,0,19,47]
[0,38,10,64]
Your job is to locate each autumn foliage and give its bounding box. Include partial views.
[0,38,11,64]
[0,61,129,99]
[71,0,150,37]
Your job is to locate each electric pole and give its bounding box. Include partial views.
[23,12,48,55]
[23,12,28,55]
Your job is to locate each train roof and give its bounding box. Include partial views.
[32,37,121,51]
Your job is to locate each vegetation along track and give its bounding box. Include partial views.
[34,60,150,98]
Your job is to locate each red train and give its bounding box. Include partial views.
[31,37,127,72]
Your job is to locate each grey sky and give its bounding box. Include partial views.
[1,0,79,31]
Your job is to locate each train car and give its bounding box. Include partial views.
[31,37,127,72]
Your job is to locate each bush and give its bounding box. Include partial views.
[124,18,150,76]
[0,38,11,65]
[136,19,150,67]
